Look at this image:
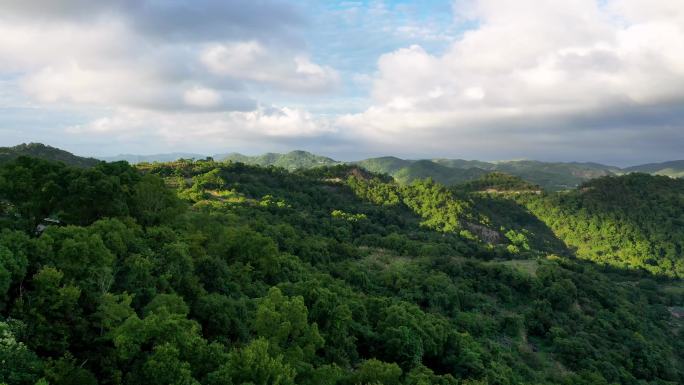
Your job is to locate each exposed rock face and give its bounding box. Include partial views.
[669,307,684,318]
[463,221,503,244]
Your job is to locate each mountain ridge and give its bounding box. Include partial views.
[6,143,684,190]
[0,143,100,168]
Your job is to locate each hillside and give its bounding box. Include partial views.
[217,150,340,170]
[40,143,681,190]
[214,151,625,191]
[0,143,100,167]
[359,158,620,191]
[624,160,684,178]
[1,156,683,385]
[99,152,206,164]
[393,160,488,185]
[489,160,619,190]
[516,173,684,277]
[353,156,414,174]
[432,158,494,170]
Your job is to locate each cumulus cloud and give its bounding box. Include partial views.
[201,41,340,93]
[64,106,336,153]
[2,0,684,163]
[339,0,684,161]
[183,87,223,109]
[0,0,335,112]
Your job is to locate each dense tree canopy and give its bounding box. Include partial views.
[0,158,682,385]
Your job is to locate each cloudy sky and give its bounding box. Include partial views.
[1,0,683,165]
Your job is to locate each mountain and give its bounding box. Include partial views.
[432,158,494,170]
[214,150,681,190]
[355,157,620,190]
[99,152,207,163]
[5,142,682,190]
[517,173,684,277]
[1,155,683,385]
[353,156,414,174]
[0,143,100,167]
[392,160,488,185]
[455,172,541,193]
[624,160,684,178]
[216,150,340,171]
[487,160,620,190]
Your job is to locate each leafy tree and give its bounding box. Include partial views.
[207,338,296,385]
[12,267,83,355]
[0,319,43,385]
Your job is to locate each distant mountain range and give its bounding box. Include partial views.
[623,160,684,178]
[3,143,683,190]
[99,153,207,164]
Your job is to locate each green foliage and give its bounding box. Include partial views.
[13,267,84,355]
[208,338,296,385]
[456,172,540,193]
[0,143,100,168]
[623,160,684,178]
[0,157,682,385]
[351,359,402,385]
[518,174,684,277]
[331,210,367,222]
[219,150,340,171]
[356,157,621,190]
[254,287,324,369]
[0,320,43,385]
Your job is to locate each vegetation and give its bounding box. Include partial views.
[0,156,682,385]
[0,143,100,168]
[354,157,621,191]
[217,151,340,171]
[623,160,684,179]
[455,173,540,193]
[14,141,677,190]
[516,174,684,277]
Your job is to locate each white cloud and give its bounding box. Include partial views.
[201,41,340,93]
[65,105,335,149]
[338,0,684,157]
[183,87,222,108]
[2,0,684,163]
[0,1,337,112]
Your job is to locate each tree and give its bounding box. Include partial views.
[207,338,296,385]
[254,287,324,368]
[350,359,402,385]
[0,319,43,385]
[132,174,183,226]
[12,267,83,356]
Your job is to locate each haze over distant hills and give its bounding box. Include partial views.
[624,160,684,178]
[4,143,683,191]
[99,153,207,164]
[210,150,683,190]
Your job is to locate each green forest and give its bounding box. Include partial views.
[1,156,683,385]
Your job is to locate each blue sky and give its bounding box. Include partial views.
[1,0,683,165]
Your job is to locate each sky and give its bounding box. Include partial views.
[0,0,683,166]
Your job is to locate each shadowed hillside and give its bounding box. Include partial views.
[0,143,100,168]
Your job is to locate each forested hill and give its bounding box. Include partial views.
[216,150,340,170]
[1,156,682,385]
[209,150,678,190]
[99,153,206,164]
[8,143,682,190]
[516,173,684,277]
[0,143,100,168]
[623,160,684,178]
